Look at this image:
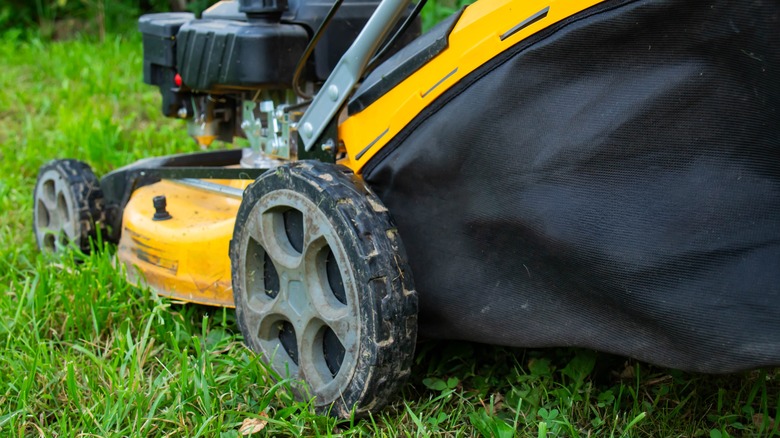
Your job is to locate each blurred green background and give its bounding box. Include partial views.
[1,0,473,40]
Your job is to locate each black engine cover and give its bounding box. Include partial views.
[176,19,308,91]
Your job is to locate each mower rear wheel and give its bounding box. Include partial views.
[230,161,417,417]
[33,159,105,254]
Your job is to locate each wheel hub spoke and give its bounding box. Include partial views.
[241,192,361,392]
[286,279,308,316]
[35,172,77,249]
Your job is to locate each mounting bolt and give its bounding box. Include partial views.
[301,122,313,138]
[152,195,172,221]
[177,107,188,119]
[321,139,335,153]
[327,85,339,101]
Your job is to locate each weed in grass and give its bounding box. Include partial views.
[1,26,778,438]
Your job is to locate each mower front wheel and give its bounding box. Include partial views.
[230,161,417,417]
[33,159,105,254]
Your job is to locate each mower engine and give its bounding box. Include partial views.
[85,0,419,307]
[139,0,416,164]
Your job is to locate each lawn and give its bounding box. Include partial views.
[0,27,778,437]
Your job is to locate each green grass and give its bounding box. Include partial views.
[1,30,778,437]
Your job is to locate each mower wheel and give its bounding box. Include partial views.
[230,161,417,417]
[33,159,105,254]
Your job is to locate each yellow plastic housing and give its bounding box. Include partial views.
[118,179,249,307]
[339,0,603,173]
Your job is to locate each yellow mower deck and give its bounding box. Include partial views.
[118,179,250,307]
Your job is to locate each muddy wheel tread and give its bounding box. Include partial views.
[34,159,106,253]
[232,160,418,418]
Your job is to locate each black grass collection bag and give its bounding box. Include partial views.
[363,0,780,372]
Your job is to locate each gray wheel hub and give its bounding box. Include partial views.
[237,189,360,401]
[34,168,79,251]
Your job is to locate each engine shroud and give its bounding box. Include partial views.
[176,19,308,91]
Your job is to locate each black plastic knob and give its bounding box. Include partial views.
[152,195,172,221]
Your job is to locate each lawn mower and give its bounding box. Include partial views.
[34,0,780,418]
